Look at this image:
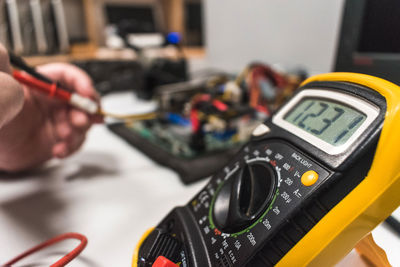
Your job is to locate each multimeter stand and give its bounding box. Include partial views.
[355,233,391,266]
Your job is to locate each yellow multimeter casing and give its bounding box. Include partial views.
[133,73,400,267]
[277,73,400,266]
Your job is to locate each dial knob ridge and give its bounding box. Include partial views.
[212,161,277,233]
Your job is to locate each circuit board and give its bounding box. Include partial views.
[127,119,261,159]
[108,122,243,184]
[108,63,306,183]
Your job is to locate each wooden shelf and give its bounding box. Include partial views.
[182,47,206,58]
[24,44,205,66]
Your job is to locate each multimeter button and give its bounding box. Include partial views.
[306,202,326,221]
[248,256,273,267]
[259,245,282,265]
[138,228,181,266]
[275,235,293,253]
[296,212,316,232]
[301,170,319,186]
[282,223,304,243]
[252,124,271,136]
[152,256,178,267]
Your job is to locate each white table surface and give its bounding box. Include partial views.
[0,123,207,267]
[0,92,399,266]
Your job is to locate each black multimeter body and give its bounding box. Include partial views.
[136,80,386,267]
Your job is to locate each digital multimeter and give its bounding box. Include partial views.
[133,73,400,267]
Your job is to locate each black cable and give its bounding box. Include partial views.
[384,215,400,236]
[8,52,72,92]
[9,52,54,84]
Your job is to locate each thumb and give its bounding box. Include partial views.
[0,72,24,128]
[0,44,11,74]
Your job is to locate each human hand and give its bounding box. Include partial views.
[0,44,102,172]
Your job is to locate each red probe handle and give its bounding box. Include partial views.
[12,70,71,101]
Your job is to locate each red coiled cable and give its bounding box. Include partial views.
[2,232,88,267]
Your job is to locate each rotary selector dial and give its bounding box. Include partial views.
[212,161,277,233]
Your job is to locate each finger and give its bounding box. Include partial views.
[63,131,86,157]
[52,142,68,158]
[69,135,86,156]
[35,63,99,100]
[52,133,83,158]
[69,109,90,130]
[0,43,12,74]
[91,113,104,124]
[0,72,24,127]
[53,109,73,140]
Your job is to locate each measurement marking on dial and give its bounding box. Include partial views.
[224,165,240,181]
[275,166,282,187]
[209,156,283,238]
[221,233,230,238]
[245,157,269,164]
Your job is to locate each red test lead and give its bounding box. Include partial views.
[2,232,88,267]
[12,70,99,114]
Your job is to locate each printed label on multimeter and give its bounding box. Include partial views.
[135,74,396,267]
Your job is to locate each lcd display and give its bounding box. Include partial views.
[284,98,367,146]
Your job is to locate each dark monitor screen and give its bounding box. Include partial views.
[106,5,156,33]
[358,0,400,53]
[334,0,400,85]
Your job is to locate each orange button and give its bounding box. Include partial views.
[301,170,319,186]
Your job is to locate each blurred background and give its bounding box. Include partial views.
[0,0,345,72]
